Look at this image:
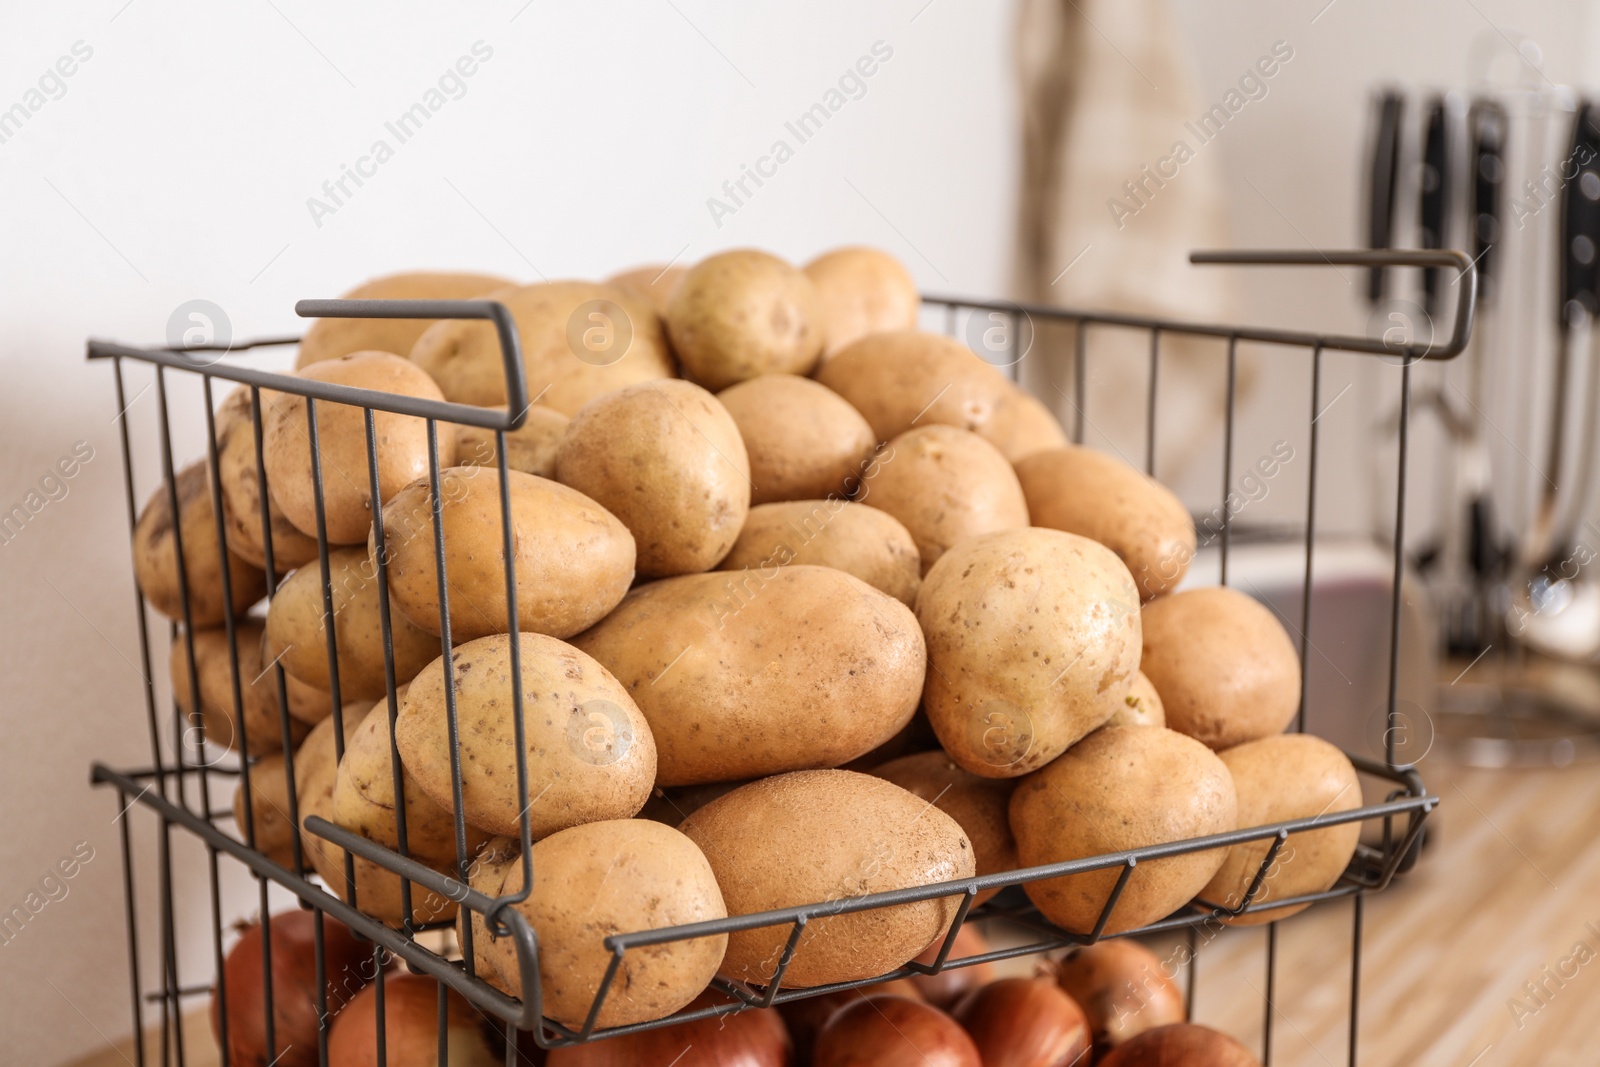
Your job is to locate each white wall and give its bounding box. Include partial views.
[2,1,1597,1064]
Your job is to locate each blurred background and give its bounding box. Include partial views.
[4,2,1600,1064]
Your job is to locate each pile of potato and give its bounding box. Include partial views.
[138,245,1364,1047]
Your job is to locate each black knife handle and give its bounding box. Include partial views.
[1419,98,1451,316]
[1560,102,1600,321]
[1468,100,1506,303]
[1365,90,1405,304]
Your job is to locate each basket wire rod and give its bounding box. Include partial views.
[1147,330,1161,476]
[576,949,629,1040]
[422,421,473,970]
[364,409,416,930]
[945,303,957,336]
[110,356,169,799]
[1221,336,1239,586]
[1009,309,1022,384]
[1299,344,1325,734]
[1191,830,1288,917]
[1264,921,1279,1065]
[1073,321,1088,445]
[304,397,357,909]
[374,958,387,1067]
[248,386,307,878]
[491,428,536,927]
[154,366,204,814]
[311,914,331,1066]
[756,919,810,1009]
[116,792,148,1067]
[1087,860,1138,943]
[1387,355,1414,769]
[905,887,979,975]
[1185,926,1199,1019]
[1349,893,1364,1066]
[438,980,450,1067]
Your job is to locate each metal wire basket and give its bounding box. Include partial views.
[87,248,1472,1066]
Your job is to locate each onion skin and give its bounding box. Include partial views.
[328,973,501,1067]
[209,910,372,1067]
[778,979,923,1064]
[545,991,791,1066]
[909,924,996,1008]
[953,977,1090,1067]
[1098,1022,1260,1066]
[1053,940,1185,1054]
[815,995,980,1067]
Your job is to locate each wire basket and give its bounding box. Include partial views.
[88,248,1472,1066]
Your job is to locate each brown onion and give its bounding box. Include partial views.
[779,979,924,1063]
[815,995,979,1067]
[328,973,500,1066]
[1099,1022,1260,1066]
[1053,939,1185,1054]
[546,990,790,1065]
[209,909,373,1067]
[953,977,1090,1067]
[910,924,996,1008]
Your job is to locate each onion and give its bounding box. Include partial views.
[209,909,372,1067]
[952,977,1090,1067]
[778,978,924,1063]
[545,990,790,1065]
[909,924,996,1008]
[1098,1022,1260,1066]
[815,995,980,1067]
[1053,939,1184,1054]
[328,973,501,1067]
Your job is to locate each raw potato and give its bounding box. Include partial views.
[410,281,675,415]
[213,386,320,573]
[170,623,311,757]
[456,837,521,997]
[296,703,463,927]
[862,425,1029,573]
[717,499,922,606]
[294,270,511,370]
[1140,587,1301,750]
[665,249,825,390]
[717,374,877,505]
[263,352,457,545]
[232,754,297,868]
[872,751,1018,905]
[678,770,975,988]
[573,566,926,786]
[454,405,569,479]
[1016,446,1196,601]
[263,546,443,700]
[134,461,267,625]
[815,331,1019,450]
[555,379,750,578]
[395,633,656,838]
[1200,735,1361,924]
[804,246,921,356]
[606,263,688,314]
[333,698,492,867]
[377,466,635,642]
[994,388,1069,462]
[1107,671,1165,729]
[1010,726,1237,934]
[482,820,727,1028]
[917,528,1142,777]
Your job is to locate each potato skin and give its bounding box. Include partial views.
[717,499,922,606]
[1107,671,1165,729]
[555,379,750,578]
[573,566,926,786]
[862,425,1029,574]
[483,820,727,1028]
[815,330,1019,449]
[678,770,975,988]
[805,246,921,356]
[395,633,656,839]
[917,528,1142,778]
[872,751,1017,905]
[134,461,267,625]
[606,264,688,314]
[666,250,826,390]
[1140,587,1301,750]
[717,374,877,505]
[1201,735,1361,924]
[263,546,443,701]
[376,467,635,642]
[294,271,510,370]
[994,388,1069,462]
[263,352,457,545]
[214,386,320,573]
[411,280,675,415]
[1016,446,1196,601]
[1010,726,1237,934]
[454,405,568,479]
[169,622,311,757]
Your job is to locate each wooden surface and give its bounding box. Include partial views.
[61,756,1600,1067]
